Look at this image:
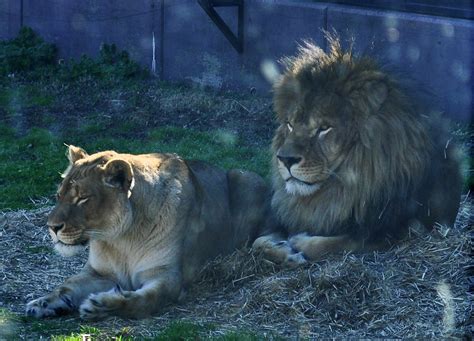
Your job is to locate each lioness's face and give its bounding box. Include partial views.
[47,146,134,256]
[273,88,355,196]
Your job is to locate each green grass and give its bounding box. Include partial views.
[0,125,269,210]
[8,317,264,340]
[0,308,20,340]
[153,321,212,340]
[0,85,55,112]
[0,127,66,209]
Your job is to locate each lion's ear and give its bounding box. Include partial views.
[102,159,134,194]
[347,72,388,116]
[356,81,388,149]
[67,145,88,164]
[364,81,388,113]
[346,73,389,149]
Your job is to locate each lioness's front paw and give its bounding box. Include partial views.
[79,289,125,320]
[26,295,71,318]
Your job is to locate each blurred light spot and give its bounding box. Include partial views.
[172,5,192,20]
[71,13,86,31]
[384,16,398,28]
[247,24,260,39]
[436,281,455,334]
[388,45,401,61]
[441,24,455,38]
[0,314,16,339]
[216,130,237,146]
[260,59,280,84]
[406,46,420,62]
[386,28,400,43]
[343,168,358,186]
[451,61,470,83]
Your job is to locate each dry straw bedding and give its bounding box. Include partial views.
[0,198,472,339]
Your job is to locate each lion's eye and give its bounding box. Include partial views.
[286,121,293,132]
[76,197,90,206]
[318,125,332,138]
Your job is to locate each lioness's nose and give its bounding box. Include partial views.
[48,223,64,234]
[277,155,302,169]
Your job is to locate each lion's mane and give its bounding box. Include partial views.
[271,35,461,242]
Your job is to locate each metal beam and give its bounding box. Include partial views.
[197,0,244,53]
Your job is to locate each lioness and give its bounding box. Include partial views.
[253,35,463,265]
[26,145,270,320]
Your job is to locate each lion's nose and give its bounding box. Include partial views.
[277,155,303,169]
[48,223,64,234]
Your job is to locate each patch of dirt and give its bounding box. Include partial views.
[0,79,276,147]
[0,198,472,339]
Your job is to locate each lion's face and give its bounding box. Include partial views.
[273,90,357,196]
[272,40,390,198]
[47,146,134,256]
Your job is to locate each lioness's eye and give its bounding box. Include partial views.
[286,121,293,132]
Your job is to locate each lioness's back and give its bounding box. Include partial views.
[181,160,270,283]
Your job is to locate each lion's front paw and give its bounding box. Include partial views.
[79,289,125,320]
[289,233,313,255]
[25,295,72,318]
[253,235,307,267]
[285,251,307,267]
[290,233,348,261]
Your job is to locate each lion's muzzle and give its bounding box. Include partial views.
[277,154,303,170]
[48,222,64,235]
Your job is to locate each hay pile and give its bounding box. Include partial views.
[0,198,472,339]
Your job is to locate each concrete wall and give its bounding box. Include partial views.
[0,0,21,39]
[1,0,472,122]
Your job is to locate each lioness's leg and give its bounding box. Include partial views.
[79,269,181,320]
[289,233,360,261]
[252,233,306,267]
[26,265,115,318]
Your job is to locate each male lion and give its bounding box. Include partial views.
[253,36,462,265]
[26,145,270,320]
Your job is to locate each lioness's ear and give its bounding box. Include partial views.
[102,159,134,194]
[67,145,88,164]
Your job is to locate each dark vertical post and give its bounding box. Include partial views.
[238,0,244,53]
[20,0,24,27]
[160,0,164,79]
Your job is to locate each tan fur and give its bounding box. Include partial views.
[26,146,270,320]
[253,34,462,263]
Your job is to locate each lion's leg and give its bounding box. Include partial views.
[252,233,307,267]
[26,265,115,318]
[289,233,360,261]
[79,269,181,320]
